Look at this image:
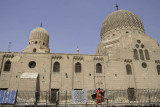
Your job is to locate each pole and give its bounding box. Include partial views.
[65,91,67,107]
[148,89,151,104]
[46,91,47,106]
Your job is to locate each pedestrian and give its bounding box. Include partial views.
[96,88,103,104]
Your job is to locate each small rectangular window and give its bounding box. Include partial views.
[126,64,132,75]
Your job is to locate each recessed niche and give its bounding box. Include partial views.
[33,48,36,53]
[115,74,117,77]
[136,44,139,48]
[137,40,141,43]
[141,44,144,48]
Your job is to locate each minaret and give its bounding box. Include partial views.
[76,47,79,54]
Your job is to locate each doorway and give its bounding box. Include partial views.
[127,88,136,101]
[51,89,59,103]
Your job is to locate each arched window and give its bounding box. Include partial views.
[126,64,132,75]
[33,48,36,53]
[96,63,102,73]
[157,65,160,75]
[3,60,11,71]
[139,49,144,60]
[133,49,139,60]
[53,62,60,72]
[75,62,81,72]
[145,49,150,60]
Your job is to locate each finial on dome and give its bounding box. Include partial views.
[40,22,42,27]
[115,4,119,11]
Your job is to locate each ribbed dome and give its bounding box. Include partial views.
[29,27,49,42]
[101,10,145,40]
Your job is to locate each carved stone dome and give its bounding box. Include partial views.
[29,27,49,43]
[101,10,145,40]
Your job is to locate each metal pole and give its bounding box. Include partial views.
[65,91,67,107]
[46,91,47,106]
[148,89,151,104]
[34,91,37,107]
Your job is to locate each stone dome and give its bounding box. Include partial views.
[101,10,145,40]
[29,27,49,42]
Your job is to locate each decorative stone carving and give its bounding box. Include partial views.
[73,56,83,60]
[124,59,132,63]
[155,60,160,64]
[94,57,104,61]
[52,56,62,60]
[3,54,14,58]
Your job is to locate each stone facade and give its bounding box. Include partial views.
[0,9,160,94]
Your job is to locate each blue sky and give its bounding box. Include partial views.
[0,0,160,54]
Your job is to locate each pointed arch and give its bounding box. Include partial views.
[126,64,132,75]
[133,49,139,60]
[157,65,160,75]
[139,49,144,60]
[96,63,102,73]
[3,60,11,71]
[145,49,150,60]
[53,62,60,72]
[75,62,81,72]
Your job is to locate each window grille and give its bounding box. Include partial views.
[53,62,60,72]
[145,49,150,60]
[133,49,139,60]
[126,64,132,75]
[127,88,136,101]
[3,61,11,71]
[157,65,160,75]
[139,49,144,60]
[96,63,102,73]
[75,62,81,72]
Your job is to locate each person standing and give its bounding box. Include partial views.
[96,88,102,104]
